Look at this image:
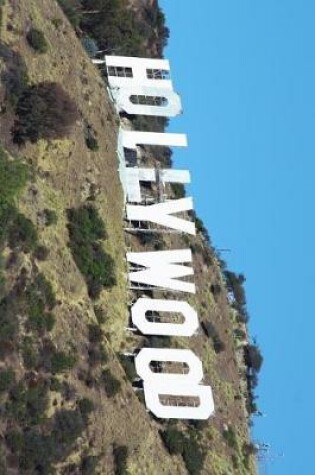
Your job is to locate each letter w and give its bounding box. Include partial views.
[127,249,195,293]
[126,198,195,235]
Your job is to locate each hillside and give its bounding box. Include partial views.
[0,1,258,474]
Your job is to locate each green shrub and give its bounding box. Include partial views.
[0,445,7,474]
[88,323,108,366]
[6,424,72,472]
[213,339,225,354]
[86,136,99,151]
[49,376,63,392]
[119,355,137,382]
[80,0,146,57]
[25,274,56,333]
[53,408,85,444]
[223,427,237,449]
[88,344,108,367]
[195,216,210,243]
[161,428,206,475]
[145,144,173,167]
[201,321,225,354]
[210,283,221,296]
[130,115,168,133]
[6,380,49,426]
[51,17,63,29]
[81,455,99,474]
[16,431,54,471]
[29,310,55,333]
[57,0,81,28]
[187,419,208,431]
[224,270,249,322]
[171,182,186,199]
[94,305,106,324]
[27,289,46,322]
[77,0,169,57]
[113,445,128,475]
[0,368,15,392]
[81,36,99,57]
[78,397,94,422]
[50,350,77,374]
[6,398,91,472]
[243,442,258,456]
[1,49,29,106]
[27,273,56,310]
[0,148,29,287]
[101,369,121,397]
[0,148,28,204]
[8,213,38,253]
[21,336,39,369]
[67,205,116,298]
[0,296,18,357]
[0,272,4,299]
[0,200,15,244]
[12,82,79,144]
[34,244,50,261]
[161,428,185,455]
[43,208,58,226]
[0,320,16,356]
[245,344,263,373]
[231,454,239,469]
[145,335,171,349]
[202,247,213,266]
[26,28,48,53]
[182,433,205,475]
[6,431,24,453]
[88,323,103,344]
[67,204,107,242]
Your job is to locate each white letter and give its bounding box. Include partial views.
[120,129,188,149]
[135,349,214,420]
[105,57,182,117]
[135,348,204,384]
[127,249,195,293]
[112,88,182,117]
[127,198,196,235]
[143,381,214,420]
[131,298,199,336]
[125,168,190,203]
[105,56,174,90]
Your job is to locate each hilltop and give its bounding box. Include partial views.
[0,1,260,474]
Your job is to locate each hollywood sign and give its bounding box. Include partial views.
[96,55,215,420]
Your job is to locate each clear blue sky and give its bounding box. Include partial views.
[160,1,315,474]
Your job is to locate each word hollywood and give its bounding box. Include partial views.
[94,55,215,420]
